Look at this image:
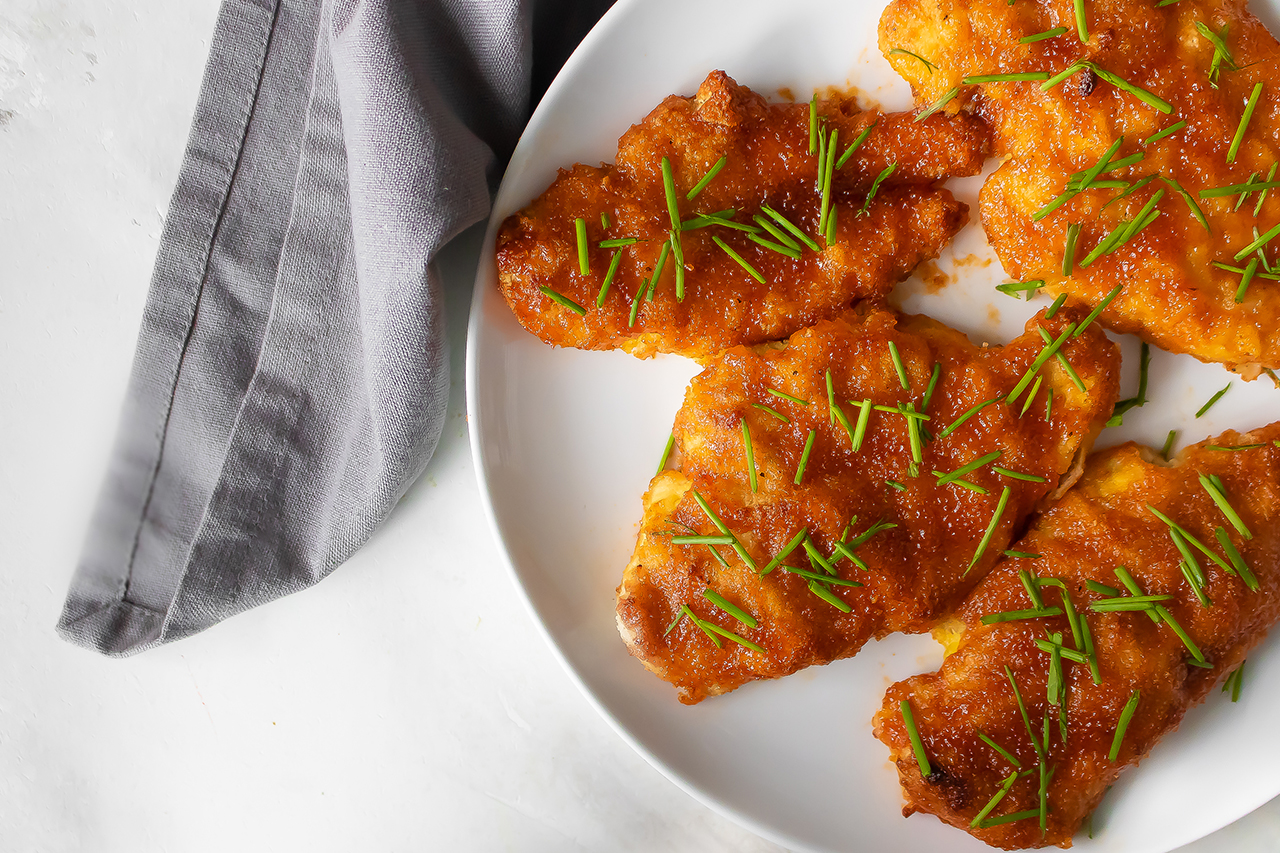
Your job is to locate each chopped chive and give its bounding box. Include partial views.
[1087,578,1122,597]
[1074,0,1088,41]
[539,285,587,316]
[628,276,647,326]
[767,387,811,406]
[1154,604,1208,662]
[1020,569,1046,609]
[1063,224,1080,275]
[1005,666,1042,759]
[682,213,760,234]
[656,432,676,475]
[1086,62,1174,113]
[691,489,757,572]
[1102,174,1159,210]
[686,156,727,200]
[981,607,1064,625]
[1041,61,1086,92]
[886,479,906,491]
[819,127,839,240]
[760,204,820,251]
[670,229,686,301]
[1196,20,1238,77]
[762,527,808,576]
[808,94,818,155]
[741,418,758,493]
[661,157,681,232]
[712,235,765,283]
[980,808,1041,829]
[900,700,932,777]
[596,251,624,307]
[969,486,1012,573]
[832,400,860,452]
[747,232,802,259]
[1090,593,1175,608]
[1196,383,1231,417]
[1206,443,1266,451]
[598,237,637,248]
[993,466,1046,482]
[852,398,872,451]
[802,536,837,576]
[1213,260,1280,281]
[703,589,758,627]
[1236,173,1263,211]
[1036,326,1088,392]
[1019,375,1044,417]
[1045,387,1054,422]
[1144,119,1187,146]
[1201,474,1251,539]
[936,450,1002,486]
[860,164,897,216]
[996,279,1046,299]
[831,541,869,571]
[808,579,853,611]
[1234,221,1280,259]
[825,370,836,424]
[847,518,897,549]
[938,396,1003,440]
[1216,527,1260,590]
[1005,550,1042,558]
[672,535,735,546]
[1009,324,1077,405]
[921,363,942,411]
[753,215,803,250]
[664,608,682,635]
[1039,759,1054,832]
[916,87,959,122]
[1236,257,1259,303]
[1160,429,1178,459]
[1148,505,1232,574]
[963,72,1051,84]
[1223,661,1245,701]
[1201,179,1280,198]
[782,565,863,586]
[889,341,911,391]
[1021,26,1069,43]
[701,620,765,653]
[704,542,731,568]
[1229,82,1264,164]
[1109,690,1141,761]
[1257,163,1279,216]
[1074,284,1123,336]
[600,211,611,229]
[889,48,938,73]
[971,772,1021,828]
[751,402,790,423]
[575,217,590,275]
[837,121,878,169]
[1160,176,1210,232]
[978,731,1023,769]
[1108,342,1152,426]
[649,239,671,297]
[681,605,723,648]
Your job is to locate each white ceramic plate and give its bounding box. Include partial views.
[466,1,1280,850]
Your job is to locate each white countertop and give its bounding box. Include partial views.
[3,1,1279,849]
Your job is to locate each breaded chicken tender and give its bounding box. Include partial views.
[497,71,991,361]
[874,425,1280,849]
[880,0,1280,376]
[616,303,1120,704]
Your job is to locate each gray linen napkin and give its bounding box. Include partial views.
[58,0,613,655]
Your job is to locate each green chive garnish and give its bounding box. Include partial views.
[1154,605,1207,661]
[1223,661,1245,701]
[1206,443,1266,451]
[679,605,723,647]
[1160,176,1210,232]
[782,565,863,586]
[837,121,877,170]
[701,620,765,653]
[808,94,818,154]
[1009,323,1077,405]
[900,699,932,777]
[575,217,590,275]
[1234,221,1280,259]
[1045,387,1054,422]
[751,402,790,423]
[963,72,1051,84]
[599,237,637,248]
[802,536,837,576]
[762,527,808,576]
[1108,690,1140,761]
[1200,474,1251,539]
[1108,342,1151,426]
[938,396,1003,440]
[703,589,758,627]
[1144,120,1187,146]
[852,399,872,451]
[978,731,1023,769]
[767,387,810,406]
[760,204,819,252]
[670,229,686,301]
[713,235,765,283]
[1004,550,1041,559]
[600,211,611,229]
[739,418,758,492]
[1216,527,1260,590]
[794,430,816,485]
[936,450,1002,486]
[1161,429,1178,458]
[996,279,1046,299]
[1021,26,1069,43]
[825,370,837,424]
[657,431,675,474]
[993,466,1046,482]
[691,489,756,572]
[747,233,802,259]
[921,363,942,412]
[889,341,910,391]
[753,215,803,251]
[628,276,647,326]
[1063,224,1080,275]
[687,156,726,200]
[539,285,587,316]
[1087,578,1121,596]
[861,164,897,216]
[981,607,1064,625]
[1074,0,1088,41]
[1036,326,1088,392]
[1019,375,1043,417]
[819,127,839,240]
[969,486,1012,572]
[1237,257,1259,303]
[888,48,938,73]
[596,251,623,307]
[1148,505,1231,574]
[1075,284,1122,336]
[886,479,906,491]
[671,535,735,546]
[1228,82,1263,164]
[971,772,1022,828]
[661,157,681,232]
[1196,382,1231,417]
[916,87,959,122]
[1090,63,1174,113]
[1201,179,1280,198]
[808,579,853,611]
[1256,163,1278,216]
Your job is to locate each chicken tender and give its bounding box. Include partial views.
[617,303,1120,704]
[497,70,991,361]
[880,0,1280,375]
[875,425,1280,848]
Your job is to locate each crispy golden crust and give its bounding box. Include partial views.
[880,0,1280,374]
[874,426,1280,849]
[496,70,991,361]
[616,304,1120,704]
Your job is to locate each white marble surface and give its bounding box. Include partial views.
[2,1,1279,850]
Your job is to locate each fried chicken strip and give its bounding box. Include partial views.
[875,425,1280,848]
[497,70,990,361]
[880,0,1280,375]
[617,303,1119,704]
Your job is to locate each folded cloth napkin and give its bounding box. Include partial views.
[58,0,614,655]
